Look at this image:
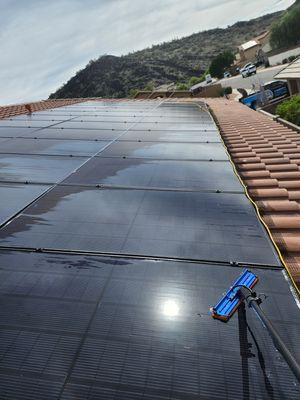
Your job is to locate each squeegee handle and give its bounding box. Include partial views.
[249,299,300,382]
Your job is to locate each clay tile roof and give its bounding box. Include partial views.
[0,98,115,119]
[207,98,300,291]
[0,99,85,119]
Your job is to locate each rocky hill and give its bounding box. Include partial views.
[50,11,282,99]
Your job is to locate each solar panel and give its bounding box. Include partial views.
[98,141,228,160]
[0,126,39,138]
[25,128,124,141]
[0,183,50,224]
[0,119,61,128]
[0,154,87,183]
[0,100,298,400]
[64,157,243,191]
[0,251,298,399]
[0,138,110,156]
[118,129,220,142]
[0,186,280,265]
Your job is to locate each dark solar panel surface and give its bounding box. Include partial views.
[0,126,40,138]
[0,187,279,265]
[25,128,123,141]
[0,138,110,156]
[64,157,243,191]
[117,130,221,142]
[0,183,50,225]
[0,251,298,400]
[0,154,87,183]
[0,100,298,399]
[99,141,227,160]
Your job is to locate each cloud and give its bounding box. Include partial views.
[0,0,295,105]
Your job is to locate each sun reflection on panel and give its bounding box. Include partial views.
[162,300,179,317]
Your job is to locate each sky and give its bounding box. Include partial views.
[0,0,295,105]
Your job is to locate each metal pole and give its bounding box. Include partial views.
[240,288,300,382]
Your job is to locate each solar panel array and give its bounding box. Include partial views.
[0,100,299,399]
[0,101,280,265]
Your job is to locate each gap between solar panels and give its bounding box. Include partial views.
[0,246,284,270]
[0,180,246,194]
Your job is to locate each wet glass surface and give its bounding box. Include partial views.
[24,128,123,141]
[0,154,87,183]
[0,138,10,145]
[0,138,110,156]
[7,114,73,122]
[0,119,59,128]
[55,120,136,130]
[131,122,215,131]
[0,186,280,265]
[0,183,50,224]
[72,115,143,123]
[119,129,220,142]
[0,126,39,138]
[1,101,297,400]
[64,157,243,191]
[0,251,298,399]
[99,141,228,160]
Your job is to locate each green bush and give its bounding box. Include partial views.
[144,82,154,91]
[129,88,139,98]
[218,86,233,97]
[177,83,188,90]
[224,86,233,95]
[276,94,300,126]
[188,76,203,87]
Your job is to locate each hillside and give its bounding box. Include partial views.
[50,11,282,99]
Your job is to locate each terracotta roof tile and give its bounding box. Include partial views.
[207,98,300,290]
[0,98,104,119]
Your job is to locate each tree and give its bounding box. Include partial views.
[209,51,234,78]
[270,3,300,49]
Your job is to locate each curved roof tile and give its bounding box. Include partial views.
[207,98,300,290]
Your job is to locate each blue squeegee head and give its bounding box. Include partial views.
[211,269,258,322]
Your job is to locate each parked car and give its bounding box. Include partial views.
[205,74,212,84]
[239,80,289,109]
[223,71,231,78]
[240,63,257,78]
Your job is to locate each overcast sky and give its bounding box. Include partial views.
[0,0,295,105]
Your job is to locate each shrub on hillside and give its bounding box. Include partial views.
[276,94,300,126]
[177,83,188,90]
[188,76,204,87]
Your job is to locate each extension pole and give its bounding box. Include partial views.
[240,288,300,382]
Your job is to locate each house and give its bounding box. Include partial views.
[236,31,271,64]
[275,56,300,94]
